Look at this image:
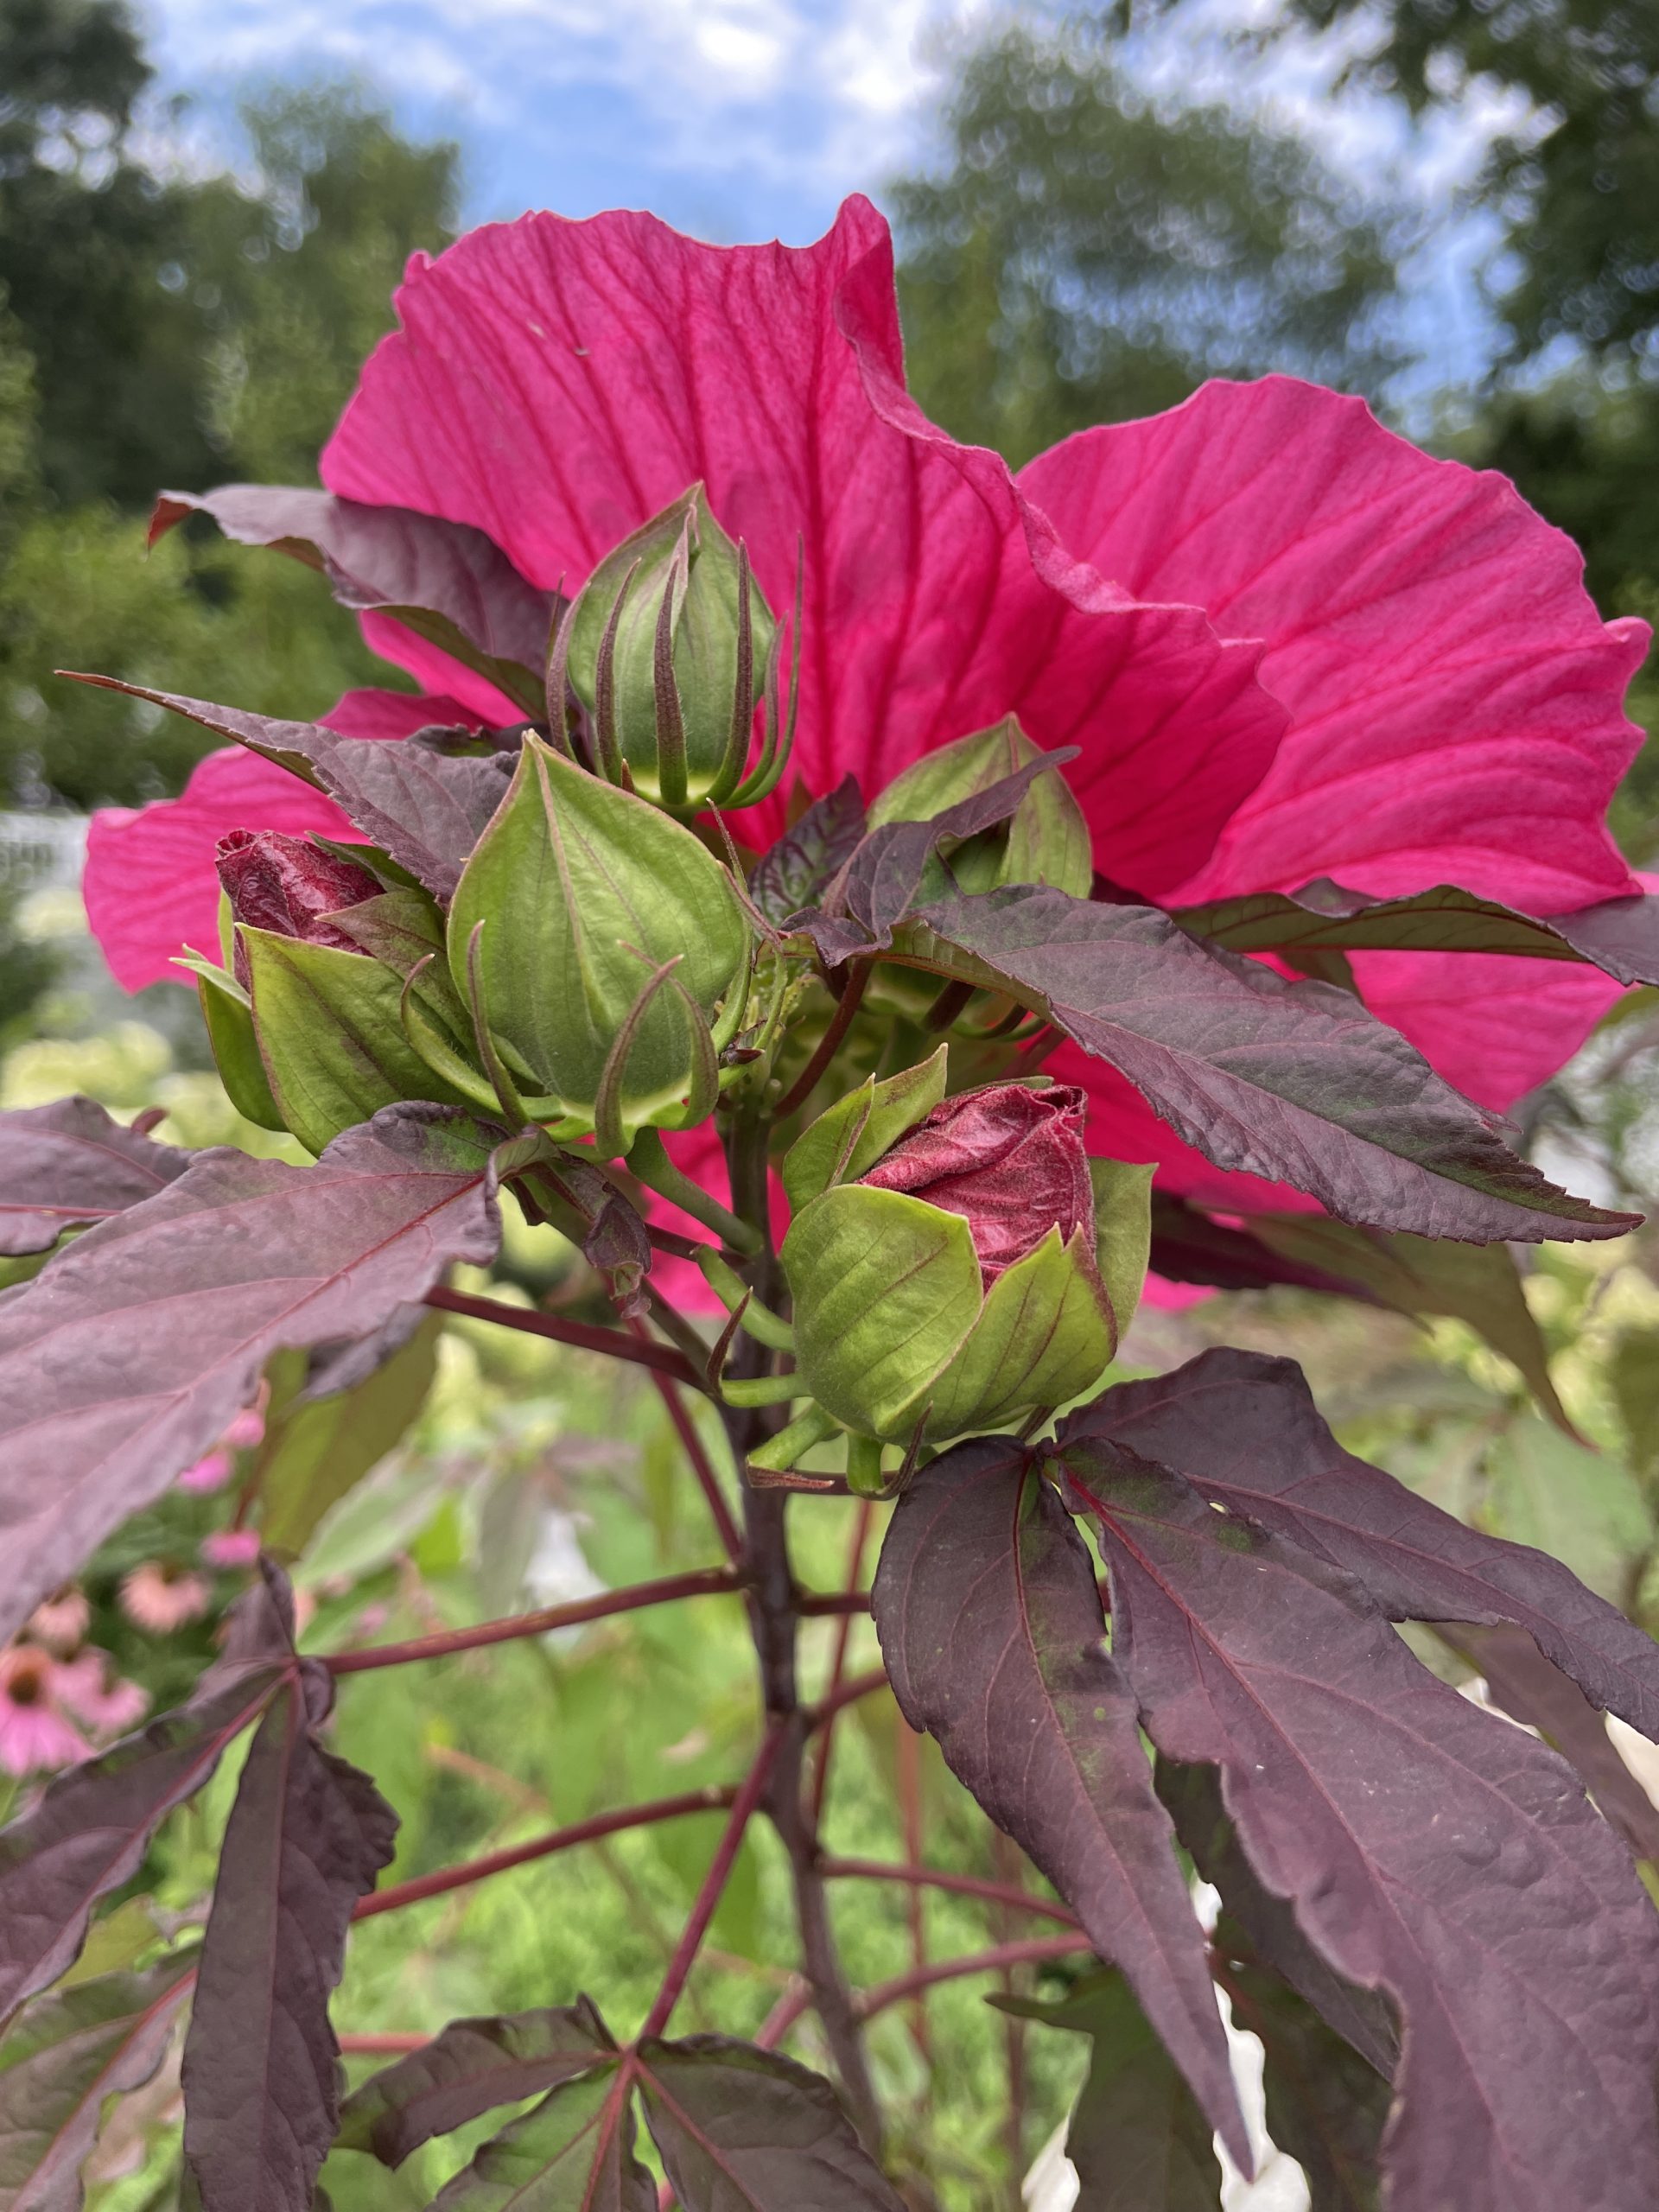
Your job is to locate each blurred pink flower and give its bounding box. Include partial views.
[221,1407,265,1452]
[24,1586,92,1656]
[120,1560,212,1633]
[51,1649,150,1734]
[0,1647,91,1775]
[175,1449,232,1495]
[200,1529,262,1570]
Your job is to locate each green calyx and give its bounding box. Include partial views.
[446,732,753,1152]
[780,1045,949,1212]
[868,718,1092,900]
[781,1187,1117,1446]
[556,483,792,813]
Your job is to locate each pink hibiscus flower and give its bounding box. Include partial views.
[79,196,1649,1224]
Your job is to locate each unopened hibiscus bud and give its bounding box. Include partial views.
[215,830,380,987]
[559,485,790,812]
[867,719,1091,899]
[447,734,752,1150]
[782,1062,1135,1445]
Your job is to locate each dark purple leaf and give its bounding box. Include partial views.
[911,887,1637,1243]
[181,1664,397,2212]
[1155,1761,1397,2082]
[1074,1349,1659,1743]
[61,680,513,902]
[426,2063,652,2211]
[1174,878,1659,990]
[0,1099,194,1257]
[1146,1195,1382,1300]
[1065,1435,1659,2212]
[337,2000,614,2166]
[149,486,555,715]
[0,1103,503,1644]
[0,1571,295,2017]
[995,1972,1224,2211]
[748,778,866,927]
[1242,1215,1574,1433]
[1213,1942,1388,2212]
[636,2038,905,2210]
[1444,1623,1659,1865]
[871,1442,1245,2163]
[0,1947,199,2212]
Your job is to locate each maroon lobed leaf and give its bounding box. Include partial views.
[871,1442,1246,2163]
[1074,1349,1659,1743]
[425,2062,652,2211]
[0,1099,194,1258]
[635,2038,905,2210]
[0,1570,296,2018]
[0,1103,503,1645]
[0,1947,200,2212]
[995,1972,1224,2211]
[907,886,1637,1243]
[1064,1435,1659,2212]
[336,1999,615,2166]
[747,777,866,927]
[149,486,556,715]
[181,1664,397,2212]
[1444,1623,1659,1866]
[61,680,513,902]
[1145,1194,1383,1302]
[1174,878,1659,990]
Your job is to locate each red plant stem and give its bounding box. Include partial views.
[424,1284,702,1385]
[798,1589,871,1618]
[352,1785,739,1922]
[820,1859,1078,1926]
[808,1498,875,1827]
[325,1567,741,1675]
[895,1711,931,2068]
[809,1664,890,1731]
[641,1356,745,1566]
[638,1723,786,2042]
[772,959,871,1122]
[754,1935,1093,2051]
[339,2033,429,2055]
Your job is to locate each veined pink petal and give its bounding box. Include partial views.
[82,688,470,991]
[1348,950,1624,1111]
[1020,377,1647,913]
[322,198,1286,891]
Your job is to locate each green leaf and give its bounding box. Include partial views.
[779,1046,947,1211]
[192,968,286,1133]
[253,1313,442,1561]
[427,2063,653,2210]
[1611,1328,1659,1485]
[242,928,474,1155]
[995,1972,1224,2210]
[1244,1214,1574,1433]
[1090,1160,1154,1341]
[0,1948,199,2212]
[446,734,751,1136]
[1483,1418,1656,1605]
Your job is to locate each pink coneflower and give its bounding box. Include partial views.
[221,1406,265,1452]
[51,1649,149,1734]
[175,1448,232,1495]
[24,1585,91,1656]
[119,1560,212,1633]
[0,1646,92,1776]
[200,1529,261,1570]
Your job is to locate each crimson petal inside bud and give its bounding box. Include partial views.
[215,830,381,987]
[857,1082,1094,1281]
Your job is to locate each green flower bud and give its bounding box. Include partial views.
[559,485,790,812]
[867,719,1092,900]
[446,733,752,1150]
[781,1065,1141,1444]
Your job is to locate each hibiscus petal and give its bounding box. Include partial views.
[1020,377,1648,912]
[357,609,532,726]
[1349,948,1623,1111]
[321,197,1286,891]
[82,690,462,992]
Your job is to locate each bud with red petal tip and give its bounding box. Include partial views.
[215,830,381,987]
[780,1052,1147,1446]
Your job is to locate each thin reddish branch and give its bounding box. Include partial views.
[352,1784,739,1922]
[340,2032,429,2055]
[425,1284,701,1384]
[773,959,871,1122]
[809,1498,875,1827]
[808,1664,890,1732]
[639,1350,745,1566]
[325,1567,741,1674]
[638,1722,787,2041]
[821,1859,1078,1927]
[754,1934,1093,2050]
[798,1589,872,1618]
